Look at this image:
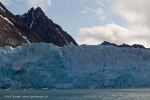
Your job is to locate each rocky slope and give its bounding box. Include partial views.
[16,7,78,47]
[0,2,44,47]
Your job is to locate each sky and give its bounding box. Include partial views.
[1,0,150,47]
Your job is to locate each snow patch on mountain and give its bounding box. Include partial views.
[30,10,34,29]
[0,15,13,25]
[17,31,30,44]
[56,28,68,44]
[0,6,5,12]
[56,28,60,33]
[1,43,150,89]
[60,33,68,45]
[22,36,30,44]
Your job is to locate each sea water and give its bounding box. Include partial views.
[0,88,150,100]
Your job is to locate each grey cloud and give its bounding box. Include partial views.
[77,0,150,47]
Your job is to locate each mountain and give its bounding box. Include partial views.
[0,2,44,47]
[0,43,150,89]
[16,7,78,47]
[101,41,145,49]
[101,41,118,47]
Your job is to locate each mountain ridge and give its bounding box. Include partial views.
[101,41,146,49]
[0,2,147,48]
[0,2,45,47]
[16,7,78,47]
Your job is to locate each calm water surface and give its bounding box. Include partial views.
[0,88,150,100]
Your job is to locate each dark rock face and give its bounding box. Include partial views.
[101,41,118,47]
[118,44,131,48]
[101,41,145,49]
[16,7,78,47]
[0,2,44,47]
[132,44,145,49]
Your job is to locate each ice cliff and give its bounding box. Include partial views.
[0,43,150,89]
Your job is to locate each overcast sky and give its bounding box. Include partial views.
[1,0,150,47]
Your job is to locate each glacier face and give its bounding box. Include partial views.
[0,43,150,89]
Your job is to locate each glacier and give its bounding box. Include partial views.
[0,43,150,89]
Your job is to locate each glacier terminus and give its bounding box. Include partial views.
[0,43,150,89]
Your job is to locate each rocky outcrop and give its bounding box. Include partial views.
[0,2,44,47]
[101,41,145,49]
[16,7,78,47]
